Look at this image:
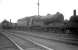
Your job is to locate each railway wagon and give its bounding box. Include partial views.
[28,23,65,32]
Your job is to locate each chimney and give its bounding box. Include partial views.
[10,19,11,23]
[74,9,76,16]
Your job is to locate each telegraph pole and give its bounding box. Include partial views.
[29,0,40,26]
[38,0,40,16]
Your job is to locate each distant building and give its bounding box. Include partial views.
[17,17,30,26]
[17,15,44,26]
[17,12,64,27]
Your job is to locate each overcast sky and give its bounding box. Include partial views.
[0,0,78,23]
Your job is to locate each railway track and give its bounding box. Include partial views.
[0,32,20,50]
[2,30,78,50]
[2,31,54,50]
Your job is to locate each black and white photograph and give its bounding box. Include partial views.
[0,0,78,50]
